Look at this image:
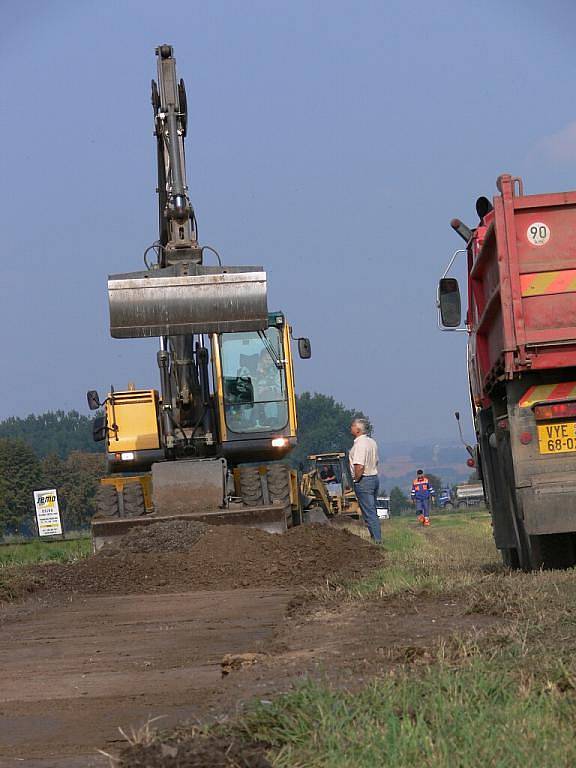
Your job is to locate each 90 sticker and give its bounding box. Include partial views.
[527,222,550,246]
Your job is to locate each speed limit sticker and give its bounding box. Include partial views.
[527,222,550,246]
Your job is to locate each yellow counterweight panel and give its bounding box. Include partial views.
[106,389,160,452]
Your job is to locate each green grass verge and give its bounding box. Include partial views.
[0,537,91,566]
[239,663,576,768]
[327,510,496,599]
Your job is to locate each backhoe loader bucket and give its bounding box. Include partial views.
[108,265,268,338]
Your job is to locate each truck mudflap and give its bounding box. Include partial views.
[91,503,292,551]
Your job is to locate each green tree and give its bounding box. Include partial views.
[0,411,102,458]
[41,451,105,530]
[427,473,443,496]
[0,438,44,534]
[290,392,371,468]
[389,486,409,516]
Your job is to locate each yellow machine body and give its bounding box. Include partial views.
[105,389,160,453]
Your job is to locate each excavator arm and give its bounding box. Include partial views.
[152,44,200,265]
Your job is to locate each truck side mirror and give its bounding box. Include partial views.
[438,278,462,328]
[87,390,101,411]
[92,415,107,442]
[298,338,312,359]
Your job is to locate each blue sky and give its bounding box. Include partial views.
[1,1,576,444]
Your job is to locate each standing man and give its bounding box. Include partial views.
[349,418,381,542]
[411,469,434,526]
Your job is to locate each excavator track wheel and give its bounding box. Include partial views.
[122,482,146,518]
[238,466,264,507]
[266,463,291,505]
[94,485,120,519]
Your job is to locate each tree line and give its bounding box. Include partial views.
[0,439,104,536]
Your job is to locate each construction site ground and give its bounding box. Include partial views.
[3,512,576,767]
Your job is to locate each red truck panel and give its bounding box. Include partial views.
[469,175,576,401]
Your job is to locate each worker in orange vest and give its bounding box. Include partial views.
[411,469,435,526]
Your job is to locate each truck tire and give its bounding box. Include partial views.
[94,485,119,519]
[266,463,291,505]
[501,547,520,569]
[531,534,576,570]
[123,483,146,518]
[239,466,264,506]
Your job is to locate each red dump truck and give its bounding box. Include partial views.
[439,174,576,569]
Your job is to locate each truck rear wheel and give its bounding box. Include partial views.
[123,482,146,518]
[501,547,520,569]
[94,485,119,519]
[238,466,264,506]
[530,534,576,570]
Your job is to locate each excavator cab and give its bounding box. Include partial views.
[214,313,299,463]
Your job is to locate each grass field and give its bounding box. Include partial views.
[228,512,576,767]
[0,536,91,566]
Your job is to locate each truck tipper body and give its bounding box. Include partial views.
[439,174,576,569]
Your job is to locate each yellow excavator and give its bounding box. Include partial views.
[87,45,311,549]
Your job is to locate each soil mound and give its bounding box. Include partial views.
[120,734,271,768]
[29,523,383,596]
[104,519,208,554]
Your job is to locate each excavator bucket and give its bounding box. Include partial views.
[108,266,268,338]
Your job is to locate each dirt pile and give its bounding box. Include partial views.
[28,522,383,596]
[120,734,271,768]
[105,519,208,554]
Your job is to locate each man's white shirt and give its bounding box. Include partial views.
[349,434,379,477]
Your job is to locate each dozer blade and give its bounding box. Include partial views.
[108,265,268,338]
[91,504,290,551]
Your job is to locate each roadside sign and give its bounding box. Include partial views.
[33,489,63,537]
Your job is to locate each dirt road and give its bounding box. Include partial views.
[0,522,496,765]
[0,588,292,764]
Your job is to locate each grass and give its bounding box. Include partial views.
[323,510,497,600]
[0,536,91,566]
[238,664,576,768]
[228,514,576,766]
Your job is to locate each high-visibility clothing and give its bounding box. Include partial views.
[411,476,434,499]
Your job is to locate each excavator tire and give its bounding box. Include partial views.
[123,482,146,518]
[267,463,291,505]
[239,466,264,506]
[94,485,120,519]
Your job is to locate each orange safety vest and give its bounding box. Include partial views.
[411,476,432,497]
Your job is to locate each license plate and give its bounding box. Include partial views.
[538,421,576,454]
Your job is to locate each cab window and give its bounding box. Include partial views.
[220,328,288,433]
